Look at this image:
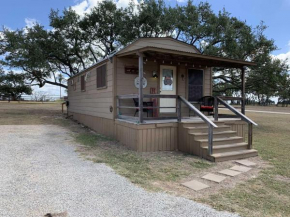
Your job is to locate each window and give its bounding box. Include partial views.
[188,69,203,102]
[73,79,76,91]
[81,75,85,91]
[96,64,107,88]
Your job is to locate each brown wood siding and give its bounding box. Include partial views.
[69,112,115,137]
[116,58,159,116]
[68,62,114,120]
[115,120,178,151]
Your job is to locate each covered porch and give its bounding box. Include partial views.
[113,42,258,161]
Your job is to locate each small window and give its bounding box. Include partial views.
[73,79,76,91]
[81,75,85,91]
[96,64,107,88]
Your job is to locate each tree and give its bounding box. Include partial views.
[0,70,32,101]
[0,0,287,99]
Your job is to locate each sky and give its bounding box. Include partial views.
[1,0,290,96]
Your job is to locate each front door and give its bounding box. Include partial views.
[159,65,177,113]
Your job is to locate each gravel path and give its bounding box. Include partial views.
[0,125,239,217]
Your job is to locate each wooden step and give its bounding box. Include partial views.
[182,121,225,128]
[199,136,244,147]
[202,142,248,154]
[210,149,258,162]
[185,125,232,133]
[190,131,237,140]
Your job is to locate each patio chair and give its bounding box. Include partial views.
[199,96,214,115]
[133,98,154,117]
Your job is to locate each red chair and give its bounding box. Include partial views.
[199,96,214,115]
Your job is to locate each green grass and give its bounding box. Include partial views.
[201,111,290,217]
[75,133,213,187]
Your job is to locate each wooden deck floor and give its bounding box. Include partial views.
[116,116,241,125]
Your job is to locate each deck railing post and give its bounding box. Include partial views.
[177,97,182,122]
[214,97,218,121]
[138,53,144,123]
[241,66,246,115]
[248,123,253,149]
[208,124,213,155]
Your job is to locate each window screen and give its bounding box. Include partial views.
[97,64,107,88]
[188,69,203,102]
[81,75,85,91]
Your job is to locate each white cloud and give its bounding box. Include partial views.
[176,0,187,3]
[274,51,290,66]
[25,18,37,28]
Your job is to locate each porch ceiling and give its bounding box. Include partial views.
[116,46,256,68]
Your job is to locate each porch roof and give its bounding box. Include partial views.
[116,46,256,68]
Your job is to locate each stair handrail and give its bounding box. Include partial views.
[215,96,257,150]
[215,97,258,126]
[178,96,217,155]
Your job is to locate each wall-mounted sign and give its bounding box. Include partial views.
[125,66,138,74]
[162,69,173,91]
[134,77,147,89]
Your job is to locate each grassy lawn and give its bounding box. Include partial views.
[201,110,290,217]
[1,102,289,216]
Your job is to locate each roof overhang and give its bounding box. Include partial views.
[116,46,256,68]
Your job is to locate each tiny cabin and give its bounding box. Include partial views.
[67,37,258,162]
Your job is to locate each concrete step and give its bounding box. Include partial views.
[185,125,232,133]
[202,142,248,154]
[210,149,258,162]
[190,131,237,140]
[199,136,244,147]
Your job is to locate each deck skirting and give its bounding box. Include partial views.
[68,112,246,156]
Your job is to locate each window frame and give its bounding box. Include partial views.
[96,64,107,89]
[81,75,86,92]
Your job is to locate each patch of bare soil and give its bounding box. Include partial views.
[274,175,290,183]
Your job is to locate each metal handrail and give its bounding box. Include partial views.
[179,96,217,155]
[214,96,257,149]
[179,96,218,128]
[216,97,257,126]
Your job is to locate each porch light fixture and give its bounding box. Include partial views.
[152,71,158,78]
[154,59,156,62]
[192,64,194,67]
[170,61,172,64]
[146,58,148,62]
[185,63,187,66]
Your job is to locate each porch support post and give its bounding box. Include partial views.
[241,66,246,115]
[138,52,144,123]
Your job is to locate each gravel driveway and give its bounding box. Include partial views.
[0,125,239,217]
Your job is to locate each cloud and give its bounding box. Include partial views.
[71,0,138,16]
[275,51,290,66]
[25,18,37,28]
[176,0,187,3]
